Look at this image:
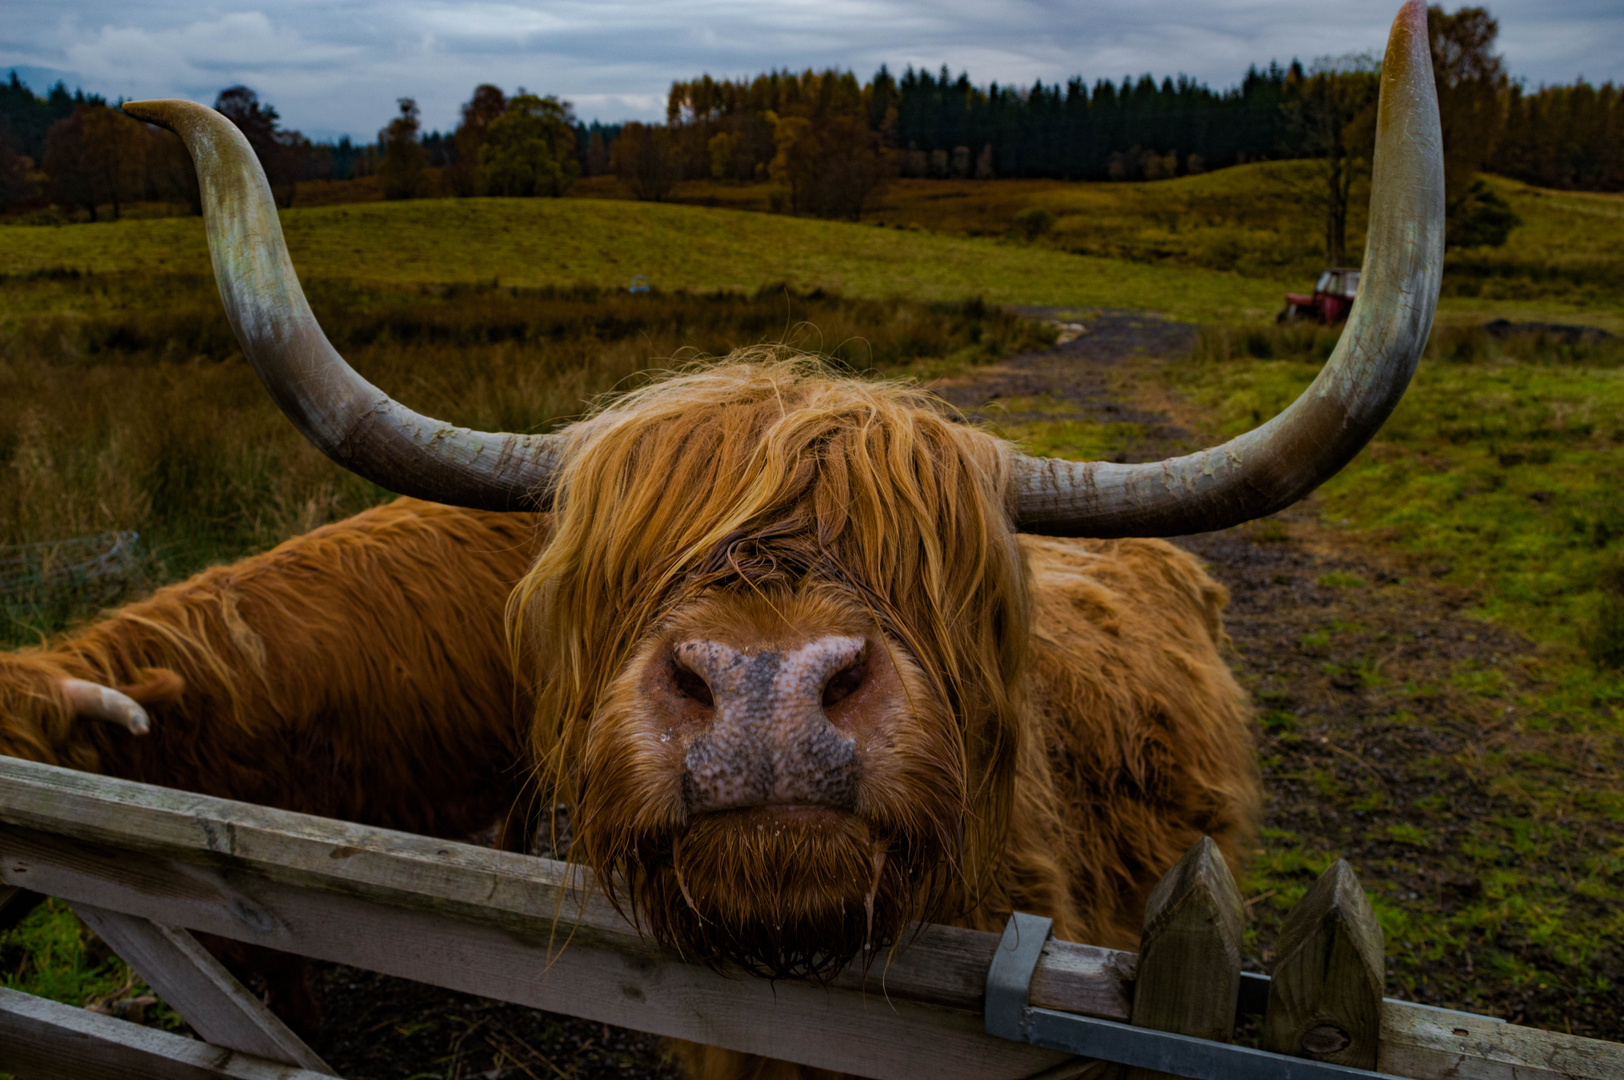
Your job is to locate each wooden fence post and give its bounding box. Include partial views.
[71,903,335,1075]
[1262,858,1384,1070]
[1126,836,1244,1080]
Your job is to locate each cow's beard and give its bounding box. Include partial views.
[616,808,946,980]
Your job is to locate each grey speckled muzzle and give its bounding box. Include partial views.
[678,636,864,814]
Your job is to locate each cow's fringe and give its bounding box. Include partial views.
[509,352,1031,965]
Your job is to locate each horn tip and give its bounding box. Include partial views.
[120,99,199,132]
[1392,0,1429,46]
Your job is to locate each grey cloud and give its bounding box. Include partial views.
[1,0,1618,141]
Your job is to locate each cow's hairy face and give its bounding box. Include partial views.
[583,585,964,977]
[514,359,1030,977]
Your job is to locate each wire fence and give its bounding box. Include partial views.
[0,532,142,602]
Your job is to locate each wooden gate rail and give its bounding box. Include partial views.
[0,986,332,1080]
[0,757,1619,1080]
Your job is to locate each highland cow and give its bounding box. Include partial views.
[104,3,1441,1076]
[1,498,541,837]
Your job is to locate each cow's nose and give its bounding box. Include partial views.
[675,636,865,814]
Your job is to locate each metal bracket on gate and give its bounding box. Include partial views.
[985,911,1054,1041]
[984,912,1408,1080]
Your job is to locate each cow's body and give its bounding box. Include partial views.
[1,498,550,1036]
[1006,534,1256,947]
[0,498,544,838]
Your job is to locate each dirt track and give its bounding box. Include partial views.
[301,313,1619,1077]
[942,309,1619,1036]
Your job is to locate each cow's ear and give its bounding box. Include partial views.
[117,668,186,708]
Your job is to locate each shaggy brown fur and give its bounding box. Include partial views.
[0,499,548,1032]
[668,527,1263,1080]
[508,359,1259,1080]
[514,361,1029,978]
[1,500,545,831]
[1,498,544,835]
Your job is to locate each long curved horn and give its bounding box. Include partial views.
[121,100,563,511]
[1012,0,1443,537]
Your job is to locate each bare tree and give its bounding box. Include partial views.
[1281,55,1379,266]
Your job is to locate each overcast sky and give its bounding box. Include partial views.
[3,1,1621,142]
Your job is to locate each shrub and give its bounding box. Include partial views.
[1014,207,1057,240]
[1446,178,1522,249]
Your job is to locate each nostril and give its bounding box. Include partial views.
[672,663,715,708]
[821,660,865,709]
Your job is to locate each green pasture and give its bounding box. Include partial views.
[0,195,1283,324]
[9,160,1622,327]
[1185,323,1624,654]
[581,162,1624,328]
[1168,323,1624,1027]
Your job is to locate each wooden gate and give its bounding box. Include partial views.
[0,757,1618,1080]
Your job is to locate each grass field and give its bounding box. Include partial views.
[1139,322,1624,1032]
[1,195,1283,324]
[12,161,1621,328]
[1185,323,1624,652]
[0,275,1051,640]
[2,169,1622,1057]
[577,164,1624,330]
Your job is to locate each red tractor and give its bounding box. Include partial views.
[1280,267,1361,324]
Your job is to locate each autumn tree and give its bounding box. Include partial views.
[449,84,507,196]
[214,86,305,207]
[772,110,890,219]
[139,124,201,214]
[42,104,145,220]
[1281,56,1379,266]
[1428,5,1519,246]
[0,117,34,210]
[378,97,428,199]
[479,94,579,197]
[610,122,681,201]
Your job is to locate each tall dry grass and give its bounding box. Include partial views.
[1191,317,1624,368]
[0,272,1047,643]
